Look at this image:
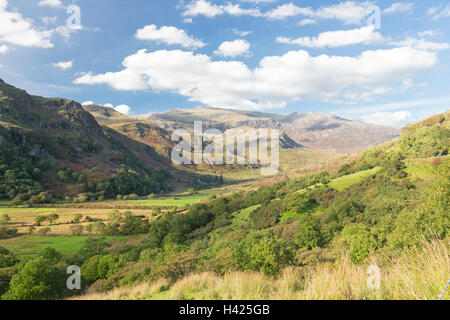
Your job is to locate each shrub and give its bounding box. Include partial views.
[295,214,324,250]
[70,224,84,236]
[2,257,67,300]
[234,233,294,276]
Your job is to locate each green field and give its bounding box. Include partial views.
[328,167,382,191]
[0,207,57,214]
[116,194,209,207]
[0,235,121,258]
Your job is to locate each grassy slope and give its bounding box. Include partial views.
[328,167,382,191]
[74,239,449,300]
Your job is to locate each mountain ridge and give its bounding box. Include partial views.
[137,107,401,153]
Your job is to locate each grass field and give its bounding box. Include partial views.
[115,194,209,207]
[328,167,382,191]
[0,235,121,258]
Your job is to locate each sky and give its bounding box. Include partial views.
[0,0,450,127]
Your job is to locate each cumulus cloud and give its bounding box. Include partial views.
[362,111,412,126]
[277,26,385,48]
[114,104,131,115]
[102,103,131,115]
[52,60,73,70]
[38,0,63,8]
[383,3,414,14]
[74,47,438,111]
[390,38,450,51]
[82,101,131,115]
[0,0,53,48]
[214,40,251,58]
[135,24,205,49]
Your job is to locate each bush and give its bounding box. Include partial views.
[2,257,67,300]
[70,225,84,236]
[249,201,282,230]
[295,214,324,249]
[0,247,19,268]
[234,233,294,276]
[38,227,51,235]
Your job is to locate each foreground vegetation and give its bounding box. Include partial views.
[74,239,449,300]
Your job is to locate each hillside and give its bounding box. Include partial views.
[0,79,175,203]
[141,107,401,154]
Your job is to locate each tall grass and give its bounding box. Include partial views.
[73,239,449,300]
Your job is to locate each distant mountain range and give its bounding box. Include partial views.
[136,107,401,154]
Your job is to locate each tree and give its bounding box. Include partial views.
[295,214,324,249]
[0,214,17,237]
[34,215,47,226]
[234,233,294,276]
[2,257,67,300]
[46,214,59,225]
[70,225,84,236]
[73,214,83,224]
[0,214,10,225]
[0,247,19,268]
[38,227,51,235]
[28,226,36,235]
[39,247,62,265]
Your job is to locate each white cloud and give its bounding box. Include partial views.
[135,24,205,49]
[362,111,412,126]
[183,18,193,23]
[240,0,277,3]
[38,0,63,8]
[74,47,438,111]
[100,103,131,115]
[390,37,450,51]
[41,16,58,26]
[0,0,53,48]
[277,26,385,48]
[297,19,316,26]
[81,101,94,106]
[265,3,312,20]
[383,3,414,14]
[266,1,375,24]
[182,0,372,24]
[233,29,253,37]
[214,39,251,58]
[114,104,131,115]
[183,0,224,18]
[418,30,437,38]
[52,60,73,70]
[0,44,9,54]
[428,4,450,20]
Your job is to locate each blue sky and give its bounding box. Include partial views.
[0,0,450,126]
